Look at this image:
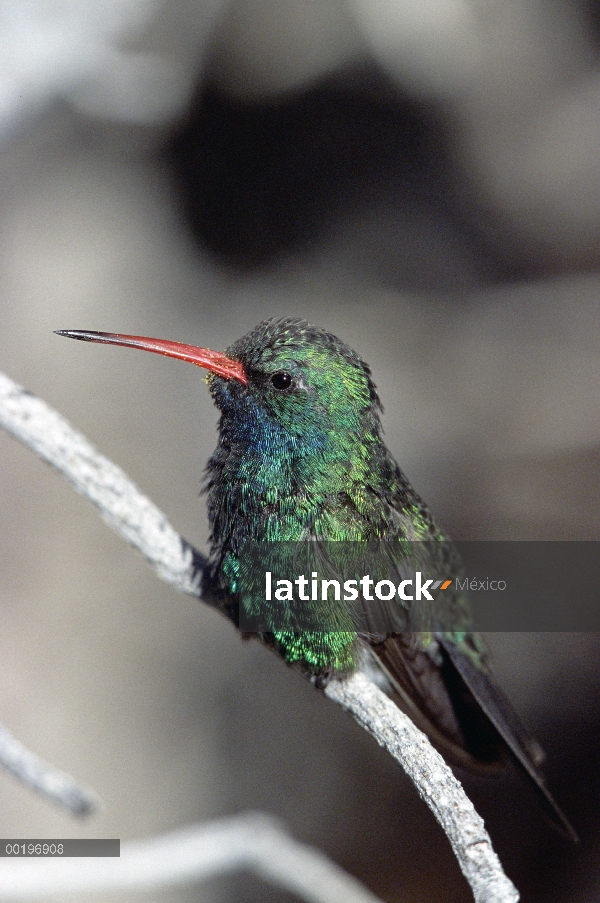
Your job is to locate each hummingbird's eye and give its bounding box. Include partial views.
[270,371,293,391]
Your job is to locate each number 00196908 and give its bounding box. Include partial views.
[5,843,63,855]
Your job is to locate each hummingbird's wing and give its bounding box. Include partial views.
[309,534,506,767]
[368,631,506,771]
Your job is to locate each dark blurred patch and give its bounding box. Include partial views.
[542,710,600,902]
[169,65,581,287]
[464,700,600,903]
[582,0,600,44]
[169,67,474,275]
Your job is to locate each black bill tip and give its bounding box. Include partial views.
[55,330,111,342]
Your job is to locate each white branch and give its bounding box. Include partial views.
[0,812,384,903]
[0,370,519,903]
[0,723,98,817]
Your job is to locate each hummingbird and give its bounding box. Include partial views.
[56,317,577,840]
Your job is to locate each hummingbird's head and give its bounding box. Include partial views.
[55,318,383,448]
[210,318,383,444]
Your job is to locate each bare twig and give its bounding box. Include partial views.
[0,371,519,903]
[0,722,98,817]
[0,811,384,902]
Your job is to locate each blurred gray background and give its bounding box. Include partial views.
[1,1,600,901]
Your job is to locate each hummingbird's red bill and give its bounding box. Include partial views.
[55,331,248,385]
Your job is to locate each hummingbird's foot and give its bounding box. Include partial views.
[313,671,332,690]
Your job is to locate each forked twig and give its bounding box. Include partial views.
[0,812,384,902]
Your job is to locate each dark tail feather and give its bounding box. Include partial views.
[370,634,507,772]
[438,635,579,843]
